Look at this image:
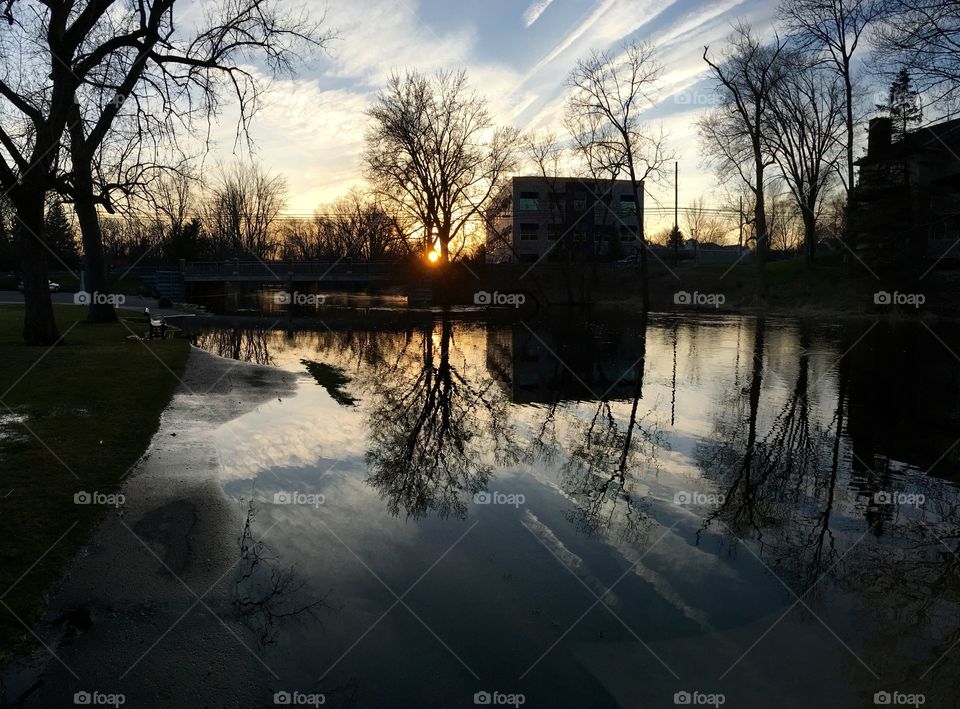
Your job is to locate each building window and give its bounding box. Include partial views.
[621,230,637,241]
[619,196,637,216]
[594,199,611,222]
[547,226,562,241]
[520,223,539,241]
[573,230,586,243]
[573,198,587,212]
[519,191,539,210]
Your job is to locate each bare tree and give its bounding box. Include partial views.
[684,197,730,245]
[566,40,673,312]
[779,0,886,205]
[700,24,788,298]
[766,58,846,262]
[204,161,287,259]
[874,1,960,108]
[0,0,330,341]
[364,70,519,264]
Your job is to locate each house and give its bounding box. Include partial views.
[486,176,643,264]
[851,116,960,274]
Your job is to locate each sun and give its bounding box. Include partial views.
[427,250,440,264]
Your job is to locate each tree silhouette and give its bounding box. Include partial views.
[876,69,923,140]
[364,317,517,519]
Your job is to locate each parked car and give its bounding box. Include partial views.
[17,280,60,293]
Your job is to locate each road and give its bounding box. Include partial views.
[0,291,193,319]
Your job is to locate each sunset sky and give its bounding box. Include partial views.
[218,0,874,234]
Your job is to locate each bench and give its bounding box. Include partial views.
[143,308,167,340]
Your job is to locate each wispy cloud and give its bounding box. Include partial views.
[523,0,554,27]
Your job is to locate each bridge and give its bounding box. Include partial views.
[182,260,396,284]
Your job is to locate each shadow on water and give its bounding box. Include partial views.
[185,311,960,707]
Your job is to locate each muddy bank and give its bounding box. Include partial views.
[2,347,299,708]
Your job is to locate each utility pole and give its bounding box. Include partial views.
[673,161,679,264]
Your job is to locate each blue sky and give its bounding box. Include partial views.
[222,0,833,231]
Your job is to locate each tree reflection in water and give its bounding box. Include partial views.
[554,314,662,543]
[184,314,960,699]
[695,319,859,584]
[364,317,519,520]
[192,327,276,365]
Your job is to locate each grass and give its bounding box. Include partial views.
[0,273,149,295]
[0,305,189,659]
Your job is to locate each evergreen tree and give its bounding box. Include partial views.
[876,69,922,140]
[44,202,80,269]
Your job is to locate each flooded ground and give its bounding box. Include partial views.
[8,310,959,708]
[167,311,960,708]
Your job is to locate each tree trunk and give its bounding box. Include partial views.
[15,193,61,345]
[73,183,117,323]
[754,157,769,300]
[627,158,649,313]
[803,206,817,265]
[843,60,856,253]
[69,106,117,323]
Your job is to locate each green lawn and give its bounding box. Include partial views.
[0,305,189,658]
[0,273,149,295]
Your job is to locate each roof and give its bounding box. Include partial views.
[511,175,643,186]
[856,116,960,166]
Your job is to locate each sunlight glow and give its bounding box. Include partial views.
[427,250,440,264]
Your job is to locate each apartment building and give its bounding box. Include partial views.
[487,176,643,264]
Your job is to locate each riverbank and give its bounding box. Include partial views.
[0,305,189,659]
[405,254,960,319]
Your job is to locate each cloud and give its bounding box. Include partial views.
[523,0,554,27]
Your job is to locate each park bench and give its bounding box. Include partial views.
[143,308,167,340]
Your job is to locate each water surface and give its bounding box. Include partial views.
[186,312,960,708]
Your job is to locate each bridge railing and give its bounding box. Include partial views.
[183,260,396,278]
